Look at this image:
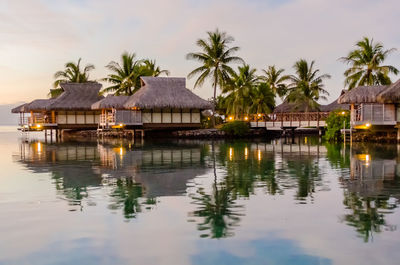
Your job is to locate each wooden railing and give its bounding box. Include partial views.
[249,112,329,122]
[19,115,56,125]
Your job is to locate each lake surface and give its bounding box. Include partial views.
[1,127,400,265]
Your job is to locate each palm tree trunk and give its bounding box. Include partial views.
[212,74,217,128]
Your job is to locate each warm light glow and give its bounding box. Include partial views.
[229,147,234,161]
[257,114,262,117]
[305,137,308,144]
[257,149,262,161]
[36,124,41,128]
[341,111,345,115]
[119,147,123,156]
[244,116,248,121]
[244,147,248,159]
[119,123,124,127]
[37,142,41,153]
[356,154,372,166]
[228,116,234,121]
[365,123,371,128]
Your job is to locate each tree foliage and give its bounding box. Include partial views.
[51,58,95,98]
[324,110,350,142]
[340,37,398,90]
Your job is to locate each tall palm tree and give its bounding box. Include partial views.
[102,52,146,96]
[248,82,275,115]
[186,29,243,126]
[340,37,398,90]
[223,64,259,118]
[143,59,170,77]
[286,59,330,112]
[261,65,289,98]
[51,58,95,98]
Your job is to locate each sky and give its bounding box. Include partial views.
[1,0,400,105]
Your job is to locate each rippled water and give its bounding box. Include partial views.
[1,128,400,265]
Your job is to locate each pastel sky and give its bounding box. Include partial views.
[1,0,400,105]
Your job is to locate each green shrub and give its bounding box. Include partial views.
[324,110,350,142]
[221,121,250,136]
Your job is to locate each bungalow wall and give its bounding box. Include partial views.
[351,103,396,126]
[57,111,100,125]
[141,108,201,124]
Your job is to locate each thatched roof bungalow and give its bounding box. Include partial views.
[92,77,212,129]
[123,77,212,110]
[12,82,103,130]
[338,82,399,129]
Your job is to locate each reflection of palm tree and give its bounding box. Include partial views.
[342,191,396,242]
[189,141,243,238]
[286,159,321,201]
[108,178,155,219]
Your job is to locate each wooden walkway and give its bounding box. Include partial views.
[250,112,329,130]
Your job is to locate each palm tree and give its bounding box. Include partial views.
[51,58,95,98]
[261,65,289,98]
[286,59,330,112]
[186,29,243,126]
[102,52,146,96]
[340,37,398,90]
[223,64,259,118]
[248,82,275,115]
[143,59,170,77]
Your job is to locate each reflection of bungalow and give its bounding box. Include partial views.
[12,82,103,130]
[91,77,212,130]
[338,80,400,130]
[15,140,208,197]
[342,152,400,198]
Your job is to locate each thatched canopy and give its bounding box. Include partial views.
[273,101,320,113]
[46,82,103,110]
[11,103,28,113]
[11,99,55,113]
[376,79,400,103]
[321,99,349,112]
[338,85,388,104]
[123,77,213,109]
[91,95,130,110]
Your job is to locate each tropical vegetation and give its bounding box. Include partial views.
[285,59,330,112]
[102,52,169,96]
[186,29,244,126]
[340,37,399,90]
[50,58,95,98]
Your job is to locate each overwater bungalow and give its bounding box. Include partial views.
[91,77,213,130]
[338,80,400,130]
[12,82,103,131]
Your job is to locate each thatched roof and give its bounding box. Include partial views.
[273,101,320,113]
[321,99,349,112]
[338,85,388,104]
[123,77,213,109]
[11,103,28,113]
[11,99,55,113]
[91,95,130,110]
[376,79,400,103]
[46,82,103,110]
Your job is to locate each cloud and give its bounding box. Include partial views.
[0,0,399,104]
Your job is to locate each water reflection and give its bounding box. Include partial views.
[13,137,400,242]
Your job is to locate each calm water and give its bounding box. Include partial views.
[1,128,400,265]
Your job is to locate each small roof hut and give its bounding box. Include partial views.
[11,99,55,113]
[376,79,400,103]
[123,77,213,109]
[91,95,130,110]
[338,85,388,104]
[46,82,103,110]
